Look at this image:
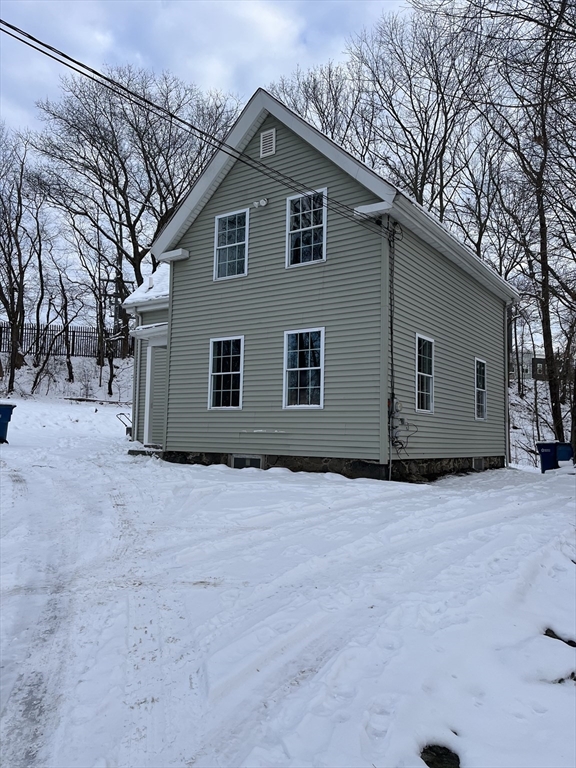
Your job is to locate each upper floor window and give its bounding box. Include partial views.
[286,189,327,267]
[209,336,244,409]
[283,328,325,408]
[214,209,249,280]
[475,358,487,420]
[416,334,434,412]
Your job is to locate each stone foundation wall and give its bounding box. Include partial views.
[161,450,505,482]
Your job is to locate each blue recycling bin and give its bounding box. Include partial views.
[536,441,574,473]
[0,403,16,444]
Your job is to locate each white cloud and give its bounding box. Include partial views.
[0,0,410,130]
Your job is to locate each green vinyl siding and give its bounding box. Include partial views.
[141,308,168,326]
[161,111,508,465]
[389,226,506,459]
[165,115,386,460]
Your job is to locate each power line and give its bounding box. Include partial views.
[0,18,391,240]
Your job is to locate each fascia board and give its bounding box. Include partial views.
[123,298,169,313]
[390,195,519,304]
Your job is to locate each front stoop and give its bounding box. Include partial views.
[127,444,162,457]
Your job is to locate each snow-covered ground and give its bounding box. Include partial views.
[1,398,575,768]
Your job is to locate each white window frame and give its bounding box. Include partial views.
[208,335,244,410]
[475,357,487,420]
[415,333,434,413]
[213,208,249,281]
[283,327,325,409]
[285,188,327,269]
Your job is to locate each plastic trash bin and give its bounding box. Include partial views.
[0,402,16,444]
[556,442,574,465]
[536,441,574,473]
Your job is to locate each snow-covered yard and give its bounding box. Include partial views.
[1,398,574,768]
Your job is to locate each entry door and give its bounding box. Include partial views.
[144,345,167,446]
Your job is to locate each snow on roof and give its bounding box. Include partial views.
[123,263,170,308]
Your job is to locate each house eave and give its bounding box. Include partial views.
[123,298,169,315]
[150,88,518,305]
[390,195,519,304]
[150,89,397,259]
[130,322,168,343]
[156,248,189,263]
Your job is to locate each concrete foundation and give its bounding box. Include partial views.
[161,451,505,482]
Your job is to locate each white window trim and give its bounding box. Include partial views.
[415,333,434,414]
[285,188,327,269]
[282,327,325,409]
[475,357,487,421]
[208,335,245,410]
[213,208,250,281]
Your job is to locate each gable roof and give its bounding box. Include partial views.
[152,89,517,303]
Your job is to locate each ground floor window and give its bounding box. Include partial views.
[475,358,487,420]
[283,328,325,407]
[416,334,434,412]
[209,336,244,408]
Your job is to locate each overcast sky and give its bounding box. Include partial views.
[0,0,410,131]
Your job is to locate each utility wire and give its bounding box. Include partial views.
[0,18,392,239]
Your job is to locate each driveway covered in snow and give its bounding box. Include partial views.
[1,399,574,767]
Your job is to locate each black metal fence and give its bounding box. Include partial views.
[0,322,133,359]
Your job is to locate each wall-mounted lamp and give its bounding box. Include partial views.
[253,198,268,208]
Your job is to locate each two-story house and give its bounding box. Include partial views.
[125,89,518,480]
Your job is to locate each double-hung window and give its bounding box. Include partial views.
[283,328,324,408]
[214,209,249,280]
[286,189,326,267]
[475,358,487,420]
[416,334,434,412]
[209,336,244,409]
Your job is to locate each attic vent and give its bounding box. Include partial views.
[260,128,276,158]
[231,454,263,469]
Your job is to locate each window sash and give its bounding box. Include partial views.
[416,335,434,412]
[475,359,487,420]
[284,328,324,408]
[286,190,326,267]
[209,336,244,409]
[214,210,249,280]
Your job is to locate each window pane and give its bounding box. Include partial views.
[285,329,323,407]
[216,212,247,278]
[418,338,433,376]
[476,361,486,390]
[288,194,324,265]
[211,338,242,407]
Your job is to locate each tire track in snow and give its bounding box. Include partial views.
[184,486,574,766]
